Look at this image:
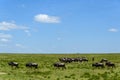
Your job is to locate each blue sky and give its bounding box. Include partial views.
[0,0,120,53]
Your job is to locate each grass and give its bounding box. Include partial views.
[0,53,119,80]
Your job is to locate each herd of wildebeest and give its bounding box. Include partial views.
[53,57,115,69]
[8,56,116,69]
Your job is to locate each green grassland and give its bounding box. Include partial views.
[0,53,120,80]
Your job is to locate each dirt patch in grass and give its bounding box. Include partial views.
[0,72,7,75]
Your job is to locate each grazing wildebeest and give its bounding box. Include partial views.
[26,62,38,69]
[105,62,115,68]
[53,62,66,69]
[8,61,19,68]
[100,58,108,63]
[72,57,88,62]
[72,57,82,62]
[92,62,104,68]
[59,58,72,63]
[81,57,88,62]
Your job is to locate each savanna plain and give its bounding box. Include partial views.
[0,53,120,80]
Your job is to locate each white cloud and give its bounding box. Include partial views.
[0,21,28,31]
[0,33,12,39]
[0,33,12,42]
[15,44,26,48]
[0,21,30,37]
[0,21,18,30]
[34,14,60,23]
[0,21,31,48]
[0,38,9,42]
[108,28,118,32]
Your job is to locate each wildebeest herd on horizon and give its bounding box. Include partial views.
[8,57,116,69]
[54,57,116,69]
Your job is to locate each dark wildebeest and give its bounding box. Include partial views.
[8,61,19,68]
[59,58,72,63]
[26,62,38,69]
[105,62,115,68]
[92,62,104,68]
[72,57,82,62]
[53,62,66,69]
[100,58,108,63]
[81,57,88,62]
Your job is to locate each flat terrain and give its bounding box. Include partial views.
[0,53,120,80]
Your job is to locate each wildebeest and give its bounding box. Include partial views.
[100,58,108,63]
[53,62,66,69]
[105,62,115,68]
[59,57,88,63]
[26,62,38,69]
[8,61,19,68]
[59,58,72,63]
[92,62,104,68]
[81,57,88,62]
[69,57,80,62]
